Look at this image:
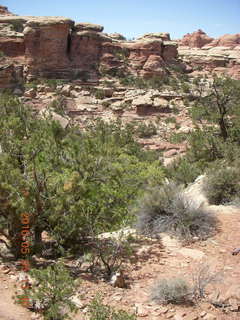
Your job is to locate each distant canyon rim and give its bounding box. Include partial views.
[0,5,239,90]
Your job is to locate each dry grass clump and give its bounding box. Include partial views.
[134,182,217,242]
[203,166,240,205]
[151,278,191,304]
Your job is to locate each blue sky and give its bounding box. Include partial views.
[2,0,240,40]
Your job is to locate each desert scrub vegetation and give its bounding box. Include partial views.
[203,166,240,205]
[134,182,217,242]
[0,94,164,258]
[119,75,170,89]
[165,158,202,186]
[83,235,133,277]
[151,278,191,304]
[169,132,188,144]
[151,263,221,305]
[190,263,222,300]
[135,121,157,138]
[88,296,136,320]
[15,262,78,320]
[164,116,177,124]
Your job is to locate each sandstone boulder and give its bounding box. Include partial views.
[108,33,126,41]
[138,32,171,41]
[74,22,104,32]
[211,284,240,311]
[142,54,166,77]
[125,40,164,77]
[163,41,178,61]
[0,64,23,88]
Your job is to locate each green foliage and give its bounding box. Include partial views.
[0,93,165,257]
[164,116,177,124]
[119,75,169,89]
[89,88,107,100]
[186,128,225,164]
[166,158,202,186]
[169,132,188,144]
[49,95,67,116]
[0,50,5,58]
[25,80,39,90]
[25,79,65,90]
[134,182,217,241]
[135,122,157,138]
[203,166,240,205]
[42,79,65,89]
[86,236,133,276]
[49,129,164,248]
[15,262,78,320]
[114,48,129,62]
[151,278,191,304]
[191,76,240,140]
[10,20,24,32]
[88,296,136,320]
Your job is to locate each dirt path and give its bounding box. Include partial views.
[0,177,239,320]
[0,271,32,320]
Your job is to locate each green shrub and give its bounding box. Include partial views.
[166,158,202,186]
[88,296,136,320]
[135,122,157,138]
[87,236,133,276]
[119,75,168,89]
[25,80,41,90]
[11,20,24,32]
[134,182,217,241]
[169,132,188,144]
[0,95,165,257]
[186,129,225,164]
[42,79,65,89]
[15,262,78,320]
[0,50,5,58]
[165,116,177,124]
[93,88,106,100]
[151,278,191,304]
[49,95,67,116]
[203,166,240,205]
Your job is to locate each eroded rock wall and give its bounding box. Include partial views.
[0,9,181,86]
[0,7,240,90]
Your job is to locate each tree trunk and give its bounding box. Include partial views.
[219,117,228,140]
[33,225,43,254]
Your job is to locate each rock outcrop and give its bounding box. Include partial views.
[179,30,240,79]
[0,5,13,16]
[0,6,239,89]
[0,8,182,87]
[180,29,213,48]
[23,17,74,79]
[137,32,171,41]
[207,33,240,49]
[0,64,23,88]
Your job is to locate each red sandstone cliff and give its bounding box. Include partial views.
[0,6,239,89]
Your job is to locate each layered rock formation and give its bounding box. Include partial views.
[0,7,182,88]
[0,6,239,90]
[180,29,213,48]
[179,30,240,79]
